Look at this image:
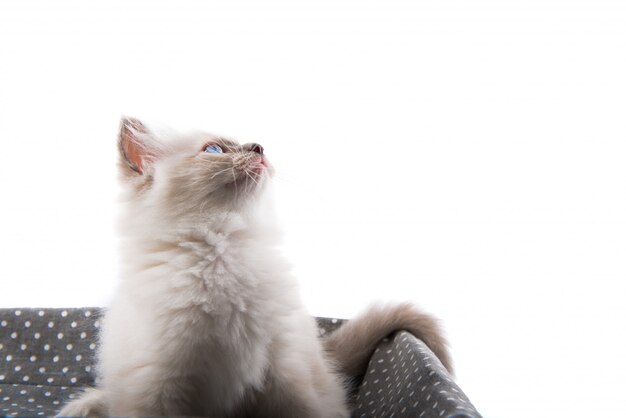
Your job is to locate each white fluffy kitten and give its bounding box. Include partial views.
[58,118,452,417]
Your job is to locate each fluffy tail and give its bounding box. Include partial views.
[322,302,453,381]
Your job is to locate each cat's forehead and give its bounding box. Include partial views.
[211,137,241,149]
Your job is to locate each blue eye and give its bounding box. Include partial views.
[204,144,223,154]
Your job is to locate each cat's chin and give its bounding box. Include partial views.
[217,168,269,204]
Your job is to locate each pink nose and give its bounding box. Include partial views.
[246,143,264,155]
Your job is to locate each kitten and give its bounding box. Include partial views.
[57,118,452,417]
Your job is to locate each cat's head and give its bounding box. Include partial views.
[117,117,274,232]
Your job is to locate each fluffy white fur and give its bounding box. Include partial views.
[57,119,349,417]
[58,118,453,418]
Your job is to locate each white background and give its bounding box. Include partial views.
[1,0,625,416]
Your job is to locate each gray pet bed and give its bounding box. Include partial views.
[0,308,481,417]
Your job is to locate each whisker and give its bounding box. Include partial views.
[231,166,239,199]
[210,166,235,180]
[244,168,259,186]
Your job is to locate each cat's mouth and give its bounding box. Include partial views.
[245,155,268,175]
[228,155,271,188]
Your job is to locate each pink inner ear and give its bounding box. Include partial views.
[124,137,145,174]
[120,118,151,175]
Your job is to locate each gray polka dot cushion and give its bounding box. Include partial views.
[0,309,102,417]
[317,319,481,418]
[352,332,480,418]
[2,309,481,417]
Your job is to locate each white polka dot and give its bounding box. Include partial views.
[70,377,77,383]
[85,310,92,317]
[2,396,9,401]
[94,320,100,328]
[10,332,17,339]
[24,320,31,328]
[85,365,91,372]
[71,321,77,328]
[52,400,60,405]
[0,320,6,327]
[14,310,21,316]
[14,365,21,371]
[20,344,27,350]
[47,377,55,383]
[6,355,12,361]
[331,318,338,324]
[38,310,45,317]
[19,389,26,395]
[62,310,68,317]
[22,376,29,382]
[66,343,74,350]
[76,354,83,361]
[62,366,69,373]
[48,321,55,328]
[89,343,96,350]
[30,355,37,362]
[0,375,5,380]
[27,398,34,403]
[45,391,51,397]
[53,355,59,363]
[57,332,64,339]
[39,367,46,373]
[34,332,41,339]
[0,343,3,350]
[80,332,87,339]
[44,344,50,351]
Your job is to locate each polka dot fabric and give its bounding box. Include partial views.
[1,308,102,417]
[317,318,481,418]
[2,310,481,417]
[352,331,481,418]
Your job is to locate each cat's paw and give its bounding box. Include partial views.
[55,388,107,418]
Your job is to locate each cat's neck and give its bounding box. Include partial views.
[122,209,281,254]
[118,209,285,291]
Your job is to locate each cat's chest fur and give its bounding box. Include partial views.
[168,230,262,314]
[130,224,283,308]
[104,226,296,414]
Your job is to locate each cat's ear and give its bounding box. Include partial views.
[118,117,160,176]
